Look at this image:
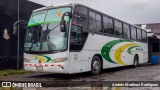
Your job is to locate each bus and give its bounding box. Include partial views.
[23,3,148,75]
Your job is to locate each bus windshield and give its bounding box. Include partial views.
[24,7,71,52]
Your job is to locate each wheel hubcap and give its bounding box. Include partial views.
[93,61,100,70]
[134,56,138,66]
[135,60,138,66]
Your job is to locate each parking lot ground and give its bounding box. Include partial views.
[1,63,160,90]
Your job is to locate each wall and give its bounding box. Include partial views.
[0,0,43,69]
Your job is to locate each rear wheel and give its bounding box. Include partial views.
[91,56,102,75]
[133,55,139,67]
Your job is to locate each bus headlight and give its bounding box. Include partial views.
[52,58,67,63]
[24,58,30,63]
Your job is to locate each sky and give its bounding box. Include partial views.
[28,0,160,24]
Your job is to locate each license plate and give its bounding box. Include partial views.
[36,66,43,71]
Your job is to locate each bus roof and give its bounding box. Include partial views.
[33,3,75,12]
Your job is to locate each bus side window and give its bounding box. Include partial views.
[70,25,83,51]
[103,16,109,34]
[74,5,88,33]
[142,31,147,42]
[131,26,137,40]
[70,25,83,45]
[114,20,122,37]
[137,29,142,41]
[109,19,114,35]
[89,11,96,32]
[103,16,114,35]
[96,14,102,32]
[123,23,130,38]
[89,11,102,33]
[72,5,89,51]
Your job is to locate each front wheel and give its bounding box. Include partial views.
[91,56,102,75]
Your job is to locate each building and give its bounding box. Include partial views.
[0,0,43,69]
[136,23,160,61]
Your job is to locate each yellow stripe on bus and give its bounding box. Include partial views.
[33,55,45,63]
[114,43,139,65]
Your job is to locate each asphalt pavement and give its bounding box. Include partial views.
[1,63,160,90]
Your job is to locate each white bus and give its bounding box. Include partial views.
[23,3,148,75]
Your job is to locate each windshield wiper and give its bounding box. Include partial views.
[46,24,60,51]
[47,24,60,36]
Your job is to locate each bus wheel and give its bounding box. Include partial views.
[91,56,102,75]
[133,55,139,67]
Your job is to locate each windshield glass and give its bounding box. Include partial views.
[24,7,71,52]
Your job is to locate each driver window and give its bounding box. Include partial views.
[70,25,83,45]
[70,25,83,51]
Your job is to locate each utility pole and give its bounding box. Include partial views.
[17,0,20,70]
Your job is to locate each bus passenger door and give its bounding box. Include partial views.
[69,24,90,73]
[69,6,89,73]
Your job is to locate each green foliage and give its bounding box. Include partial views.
[0,69,29,76]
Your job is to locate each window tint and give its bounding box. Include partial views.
[114,20,122,36]
[103,16,115,35]
[89,11,102,32]
[74,6,87,15]
[74,6,88,32]
[137,29,142,41]
[109,19,114,35]
[142,31,147,42]
[119,22,123,36]
[74,6,89,44]
[131,26,137,40]
[103,16,109,34]
[89,11,96,32]
[72,6,89,51]
[96,14,102,32]
[123,23,130,38]
[70,25,83,45]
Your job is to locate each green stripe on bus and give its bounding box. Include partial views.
[101,39,133,64]
[127,46,140,55]
[27,20,69,27]
[43,56,52,62]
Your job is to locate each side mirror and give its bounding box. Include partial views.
[60,12,72,32]
[60,20,66,32]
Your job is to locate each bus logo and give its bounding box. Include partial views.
[101,39,140,65]
[57,12,62,17]
[32,55,52,63]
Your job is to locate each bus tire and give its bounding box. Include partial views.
[91,56,102,75]
[133,55,139,67]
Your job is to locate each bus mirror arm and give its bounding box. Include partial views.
[13,20,27,37]
[60,12,72,32]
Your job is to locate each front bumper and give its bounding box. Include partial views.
[24,63,68,74]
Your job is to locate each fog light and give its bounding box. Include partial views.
[52,58,67,63]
